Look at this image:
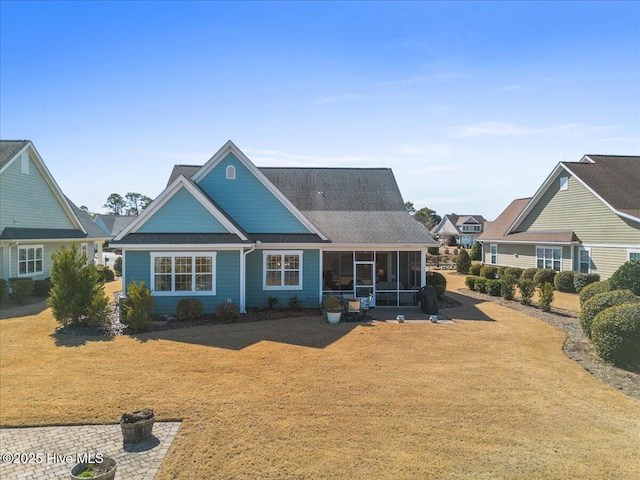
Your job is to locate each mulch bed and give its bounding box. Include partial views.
[459,288,640,401]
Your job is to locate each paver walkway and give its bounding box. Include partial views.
[0,421,180,479]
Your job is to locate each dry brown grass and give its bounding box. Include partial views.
[1,279,639,479]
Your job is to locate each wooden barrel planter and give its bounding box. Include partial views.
[120,409,156,444]
[70,457,116,480]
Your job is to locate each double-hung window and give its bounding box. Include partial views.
[263,251,303,290]
[629,249,640,262]
[490,244,498,264]
[150,252,216,295]
[578,247,591,273]
[536,246,562,271]
[18,245,43,276]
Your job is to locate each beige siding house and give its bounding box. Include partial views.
[478,155,640,279]
[431,214,487,246]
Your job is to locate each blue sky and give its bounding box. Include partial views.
[1,1,638,220]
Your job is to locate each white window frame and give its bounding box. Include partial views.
[489,244,498,264]
[263,250,303,290]
[628,249,640,261]
[226,165,236,179]
[559,176,568,191]
[18,245,44,276]
[578,247,591,273]
[150,252,217,296]
[536,246,562,271]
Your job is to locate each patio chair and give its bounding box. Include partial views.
[344,293,373,321]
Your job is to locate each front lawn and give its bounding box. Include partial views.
[1,280,638,479]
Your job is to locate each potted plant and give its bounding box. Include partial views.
[70,457,116,480]
[120,408,156,444]
[323,296,343,324]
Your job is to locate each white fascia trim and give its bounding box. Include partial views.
[117,244,248,251]
[506,163,565,235]
[114,175,248,241]
[562,163,640,224]
[0,237,106,244]
[482,239,577,246]
[581,243,640,249]
[190,141,328,240]
[2,142,87,233]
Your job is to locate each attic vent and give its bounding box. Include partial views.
[559,176,568,191]
[21,152,29,174]
[226,165,236,180]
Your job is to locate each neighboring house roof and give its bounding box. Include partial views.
[127,142,436,246]
[95,214,136,237]
[0,140,107,242]
[431,214,486,236]
[478,197,577,243]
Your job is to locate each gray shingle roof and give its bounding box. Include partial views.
[95,214,136,236]
[115,233,248,245]
[0,227,87,240]
[66,199,110,239]
[0,140,29,169]
[166,164,437,245]
[564,155,640,220]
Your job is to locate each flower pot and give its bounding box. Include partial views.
[70,457,116,480]
[120,411,156,444]
[326,311,341,324]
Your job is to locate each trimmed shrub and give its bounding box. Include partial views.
[480,266,497,279]
[465,276,475,290]
[469,263,482,276]
[97,266,115,283]
[123,281,154,333]
[456,249,471,274]
[573,272,600,293]
[554,271,576,293]
[176,298,203,322]
[33,278,53,297]
[591,303,640,367]
[445,236,457,246]
[486,279,502,297]
[426,271,447,299]
[504,267,523,279]
[500,275,517,300]
[470,242,482,261]
[533,268,556,287]
[113,256,122,276]
[517,279,536,305]
[289,295,303,310]
[579,280,610,306]
[537,282,554,312]
[475,278,488,294]
[609,259,640,296]
[8,277,34,304]
[522,268,539,280]
[216,301,240,323]
[580,290,640,339]
[0,278,7,302]
[497,266,507,278]
[267,296,278,308]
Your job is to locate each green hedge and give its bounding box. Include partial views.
[554,271,576,293]
[522,268,539,280]
[8,277,34,304]
[480,266,497,279]
[517,278,536,305]
[573,272,600,293]
[579,280,610,306]
[426,271,447,299]
[504,267,523,279]
[533,268,556,286]
[580,290,640,339]
[609,259,640,296]
[591,303,640,367]
[469,263,482,276]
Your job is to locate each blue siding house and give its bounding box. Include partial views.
[113,141,438,313]
[0,140,108,282]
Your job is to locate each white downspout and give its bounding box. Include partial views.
[241,244,256,313]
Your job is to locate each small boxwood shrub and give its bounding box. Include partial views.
[113,256,122,276]
[97,266,115,283]
[176,298,203,321]
[500,275,517,300]
[33,278,53,297]
[289,295,303,310]
[426,271,447,299]
[475,278,488,294]
[573,272,600,293]
[517,279,536,305]
[469,263,482,276]
[609,259,640,296]
[554,271,576,293]
[465,276,478,291]
[537,282,554,312]
[579,280,610,306]
[8,277,34,304]
[580,289,640,339]
[216,301,240,323]
[504,267,523,279]
[480,266,497,279]
[533,268,556,286]
[591,303,640,367]
[0,278,6,302]
[522,268,539,280]
[456,249,471,274]
[486,279,502,297]
[497,266,507,278]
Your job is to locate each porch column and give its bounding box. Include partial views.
[420,249,426,287]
